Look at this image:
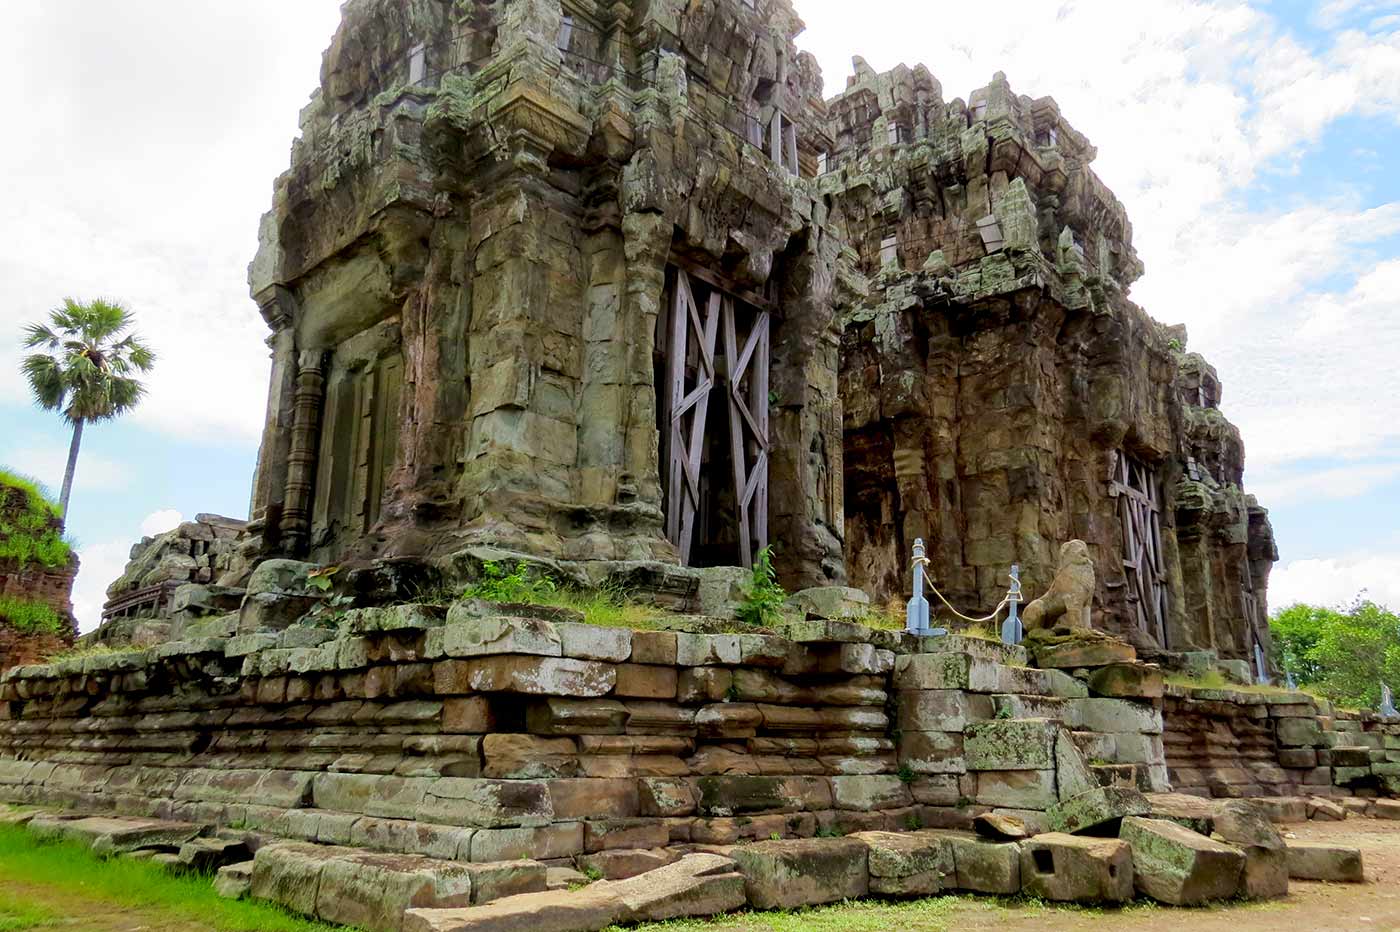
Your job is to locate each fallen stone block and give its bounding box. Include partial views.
[851,831,955,896]
[730,838,869,909]
[1255,797,1309,823]
[214,861,253,899]
[974,812,1032,840]
[178,837,251,872]
[1019,833,1133,903]
[1119,817,1244,905]
[1210,800,1288,899]
[1374,799,1400,820]
[1286,842,1365,882]
[1307,797,1347,821]
[404,886,625,932]
[403,854,743,932]
[28,815,204,855]
[250,843,332,917]
[941,831,1021,894]
[1144,792,1216,834]
[975,769,1057,810]
[1048,786,1150,834]
[607,852,746,922]
[316,850,477,932]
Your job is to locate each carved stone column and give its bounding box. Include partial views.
[283,349,327,556]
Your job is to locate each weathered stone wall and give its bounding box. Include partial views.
[1,608,1176,857]
[1163,685,1400,800]
[824,62,1276,661]
[243,0,853,590]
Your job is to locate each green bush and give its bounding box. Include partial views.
[0,596,64,635]
[463,560,558,604]
[737,546,786,626]
[0,469,72,570]
[1270,599,1400,710]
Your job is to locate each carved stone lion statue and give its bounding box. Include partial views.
[1022,539,1095,632]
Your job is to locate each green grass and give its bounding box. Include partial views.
[462,560,667,630]
[0,893,58,931]
[0,469,72,570]
[0,595,63,634]
[0,823,343,931]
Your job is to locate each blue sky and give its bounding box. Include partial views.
[3,0,1399,629]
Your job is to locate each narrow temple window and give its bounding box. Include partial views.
[1035,126,1059,147]
[783,116,798,174]
[972,101,988,121]
[817,152,828,174]
[880,235,899,267]
[556,15,574,51]
[742,0,756,8]
[408,43,426,84]
[887,123,899,145]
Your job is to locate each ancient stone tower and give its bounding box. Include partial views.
[240,0,1274,664]
[247,0,851,589]
[824,62,1276,660]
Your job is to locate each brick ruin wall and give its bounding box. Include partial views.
[0,484,77,671]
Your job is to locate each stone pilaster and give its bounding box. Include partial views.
[283,350,327,556]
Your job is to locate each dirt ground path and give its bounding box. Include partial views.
[3,819,1399,932]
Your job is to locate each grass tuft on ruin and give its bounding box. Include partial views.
[0,595,63,635]
[0,469,72,570]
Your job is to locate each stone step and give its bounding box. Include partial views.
[918,634,1029,667]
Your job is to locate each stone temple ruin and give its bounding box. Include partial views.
[2,1,1392,930]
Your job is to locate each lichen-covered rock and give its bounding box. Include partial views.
[1119,817,1244,905]
[730,838,869,909]
[1285,842,1365,882]
[851,831,956,896]
[1019,833,1133,903]
[1048,786,1151,834]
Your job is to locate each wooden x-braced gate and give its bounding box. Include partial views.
[662,268,770,567]
[1110,451,1168,646]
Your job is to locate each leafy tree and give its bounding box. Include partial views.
[21,299,155,520]
[1270,599,1400,710]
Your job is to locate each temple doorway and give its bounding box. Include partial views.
[654,264,771,568]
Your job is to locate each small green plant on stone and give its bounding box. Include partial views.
[904,813,923,831]
[464,561,558,604]
[737,546,786,626]
[897,763,917,785]
[581,864,604,882]
[814,825,844,839]
[301,566,353,626]
[994,705,1013,720]
[769,832,782,841]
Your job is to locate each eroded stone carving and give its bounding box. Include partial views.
[1022,541,1095,633]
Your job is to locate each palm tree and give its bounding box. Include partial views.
[21,298,155,521]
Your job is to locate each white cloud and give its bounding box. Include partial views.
[0,0,344,446]
[1270,551,1400,611]
[1247,461,1400,506]
[70,539,134,634]
[2,436,128,493]
[140,509,183,537]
